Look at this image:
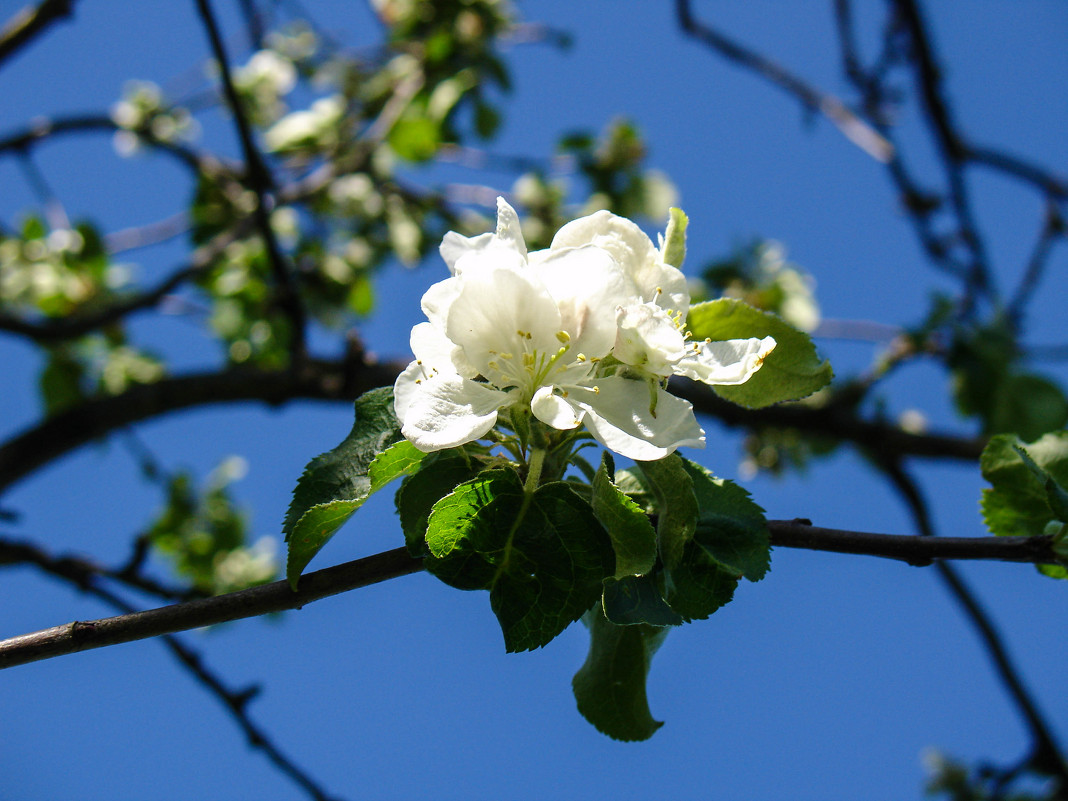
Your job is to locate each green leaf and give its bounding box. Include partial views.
[425,470,611,652]
[572,609,669,741]
[602,575,683,627]
[981,432,1068,538]
[681,459,770,582]
[389,115,441,162]
[474,99,501,139]
[1012,444,1068,522]
[636,454,698,569]
[39,347,86,416]
[660,207,688,269]
[980,431,1068,580]
[284,387,421,588]
[658,543,739,622]
[591,453,657,579]
[395,449,482,557]
[686,298,832,408]
[994,374,1068,444]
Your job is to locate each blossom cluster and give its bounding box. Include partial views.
[394,199,775,461]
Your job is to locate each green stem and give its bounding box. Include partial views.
[524,447,547,495]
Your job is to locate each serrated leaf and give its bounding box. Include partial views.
[980,431,1068,580]
[636,454,697,569]
[602,575,683,627]
[425,470,611,652]
[592,453,657,579]
[573,609,669,741]
[981,432,1068,538]
[686,298,832,408]
[284,388,421,588]
[681,459,770,582]
[658,543,739,622]
[395,449,482,557]
[1012,444,1068,522]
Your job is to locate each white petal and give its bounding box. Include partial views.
[530,386,583,430]
[397,371,511,452]
[444,260,562,376]
[409,321,478,379]
[568,376,705,461]
[550,210,689,313]
[393,360,426,422]
[419,274,462,329]
[534,245,629,358]
[439,230,492,273]
[439,196,527,272]
[676,336,776,386]
[492,196,527,259]
[614,302,687,376]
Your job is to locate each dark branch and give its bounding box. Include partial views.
[0,361,986,498]
[0,546,424,670]
[675,0,893,162]
[0,0,76,68]
[2,524,1062,671]
[877,457,1068,789]
[0,533,195,601]
[194,0,307,359]
[0,355,406,496]
[0,531,343,801]
[673,379,986,462]
[766,520,1062,567]
[0,114,226,175]
[892,0,993,308]
[0,264,200,342]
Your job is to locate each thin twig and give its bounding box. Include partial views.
[0,534,344,801]
[0,113,227,175]
[194,0,308,360]
[877,457,1068,790]
[675,0,893,163]
[14,150,69,230]
[1008,203,1065,329]
[891,0,993,310]
[0,533,195,602]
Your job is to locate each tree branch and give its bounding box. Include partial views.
[0,531,344,801]
[891,0,993,309]
[0,360,987,498]
[876,457,1068,790]
[0,355,406,496]
[0,0,76,68]
[2,523,1062,671]
[194,0,307,359]
[0,546,424,670]
[672,379,986,462]
[767,520,1061,567]
[0,113,228,176]
[675,0,893,162]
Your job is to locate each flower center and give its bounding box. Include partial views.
[484,329,580,401]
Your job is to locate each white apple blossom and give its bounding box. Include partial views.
[394,199,776,461]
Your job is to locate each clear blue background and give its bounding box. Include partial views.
[1,2,1065,799]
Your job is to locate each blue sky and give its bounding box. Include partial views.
[1,2,1066,799]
